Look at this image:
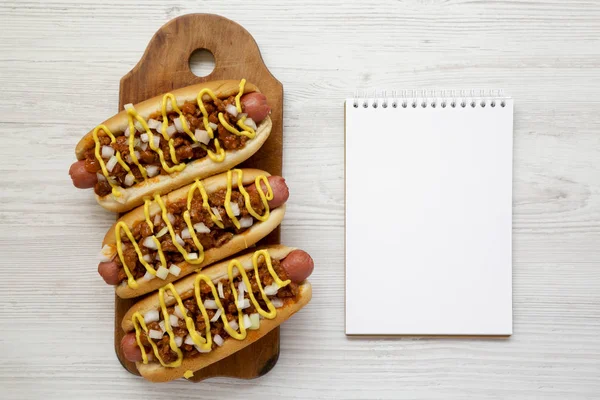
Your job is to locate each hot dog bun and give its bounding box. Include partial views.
[75,80,272,213]
[103,169,286,298]
[121,245,312,382]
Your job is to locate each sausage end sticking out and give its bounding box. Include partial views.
[121,333,143,363]
[246,176,289,209]
[69,160,98,189]
[98,260,120,285]
[281,250,314,283]
[240,93,270,123]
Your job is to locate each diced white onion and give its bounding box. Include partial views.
[96,172,106,182]
[242,314,252,329]
[166,124,176,137]
[181,228,191,239]
[125,154,133,164]
[174,306,186,319]
[187,252,198,260]
[124,173,135,187]
[236,112,247,121]
[124,103,135,112]
[140,133,149,143]
[133,138,141,149]
[238,298,250,309]
[148,118,162,130]
[174,336,183,347]
[142,254,152,262]
[238,281,246,294]
[144,310,159,324]
[98,244,115,262]
[146,165,160,178]
[225,104,238,117]
[156,266,169,280]
[107,176,118,185]
[210,308,222,323]
[153,135,161,148]
[211,207,222,221]
[134,150,140,160]
[203,299,218,309]
[158,320,165,333]
[218,282,225,299]
[142,236,158,250]
[140,142,148,151]
[153,214,161,225]
[167,213,175,224]
[169,314,179,327]
[230,202,240,216]
[106,155,118,172]
[184,335,195,345]
[195,345,211,353]
[175,233,185,246]
[190,142,202,148]
[134,121,144,133]
[271,297,284,308]
[149,329,163,340]
[213,334,224,347]
[154,227,167,239]
[249,313,260,330]
[169,264,181,277]
[244,118,257,130]
[208,122,218,130]
[143,271,155,281]
[174,117,185,133]
[264,283,279,296]
[101,145,115,159]
[239,216,253,228]
[194,129,210,145]
[124,126,130,137]
[194,222,210,234]
[228,319,239,331]
[155,253,161,261]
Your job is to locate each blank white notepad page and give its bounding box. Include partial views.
[345,96,513,335]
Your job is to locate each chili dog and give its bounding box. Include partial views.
[120,245,313,382]
[70,79,272,213]
[98,168,288,298]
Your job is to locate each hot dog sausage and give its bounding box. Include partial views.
[121,333,143,362]
[241,93,270,123]
[280,250,314,283]
[69,160,98,189]
[98,177,288,285]
[246,176,289,209]
[98,260,120,285]
[121,249,314,363]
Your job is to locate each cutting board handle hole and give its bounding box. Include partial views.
[189,49,215,78]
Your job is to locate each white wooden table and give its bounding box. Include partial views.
[2,0,599,398]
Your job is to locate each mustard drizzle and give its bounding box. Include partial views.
[115,169,273,288]
[132,249,291,368]
[92,80,255,192]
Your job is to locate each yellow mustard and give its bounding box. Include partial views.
[115,168,273,289]
[132,249,291,368]
[92,80,255,192]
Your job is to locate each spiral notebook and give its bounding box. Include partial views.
[345,92,514,336]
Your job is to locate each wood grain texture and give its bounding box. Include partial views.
[1,0,600,399]
[114,14,284,381]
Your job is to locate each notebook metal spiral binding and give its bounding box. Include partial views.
[352,90,508,109]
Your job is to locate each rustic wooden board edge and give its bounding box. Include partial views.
[112,13,284,383]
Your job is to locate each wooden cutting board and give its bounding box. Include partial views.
[113,13,283,382]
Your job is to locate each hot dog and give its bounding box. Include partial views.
[70,79,272,213]
[98,168,288,299]
[120,245,313,382]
